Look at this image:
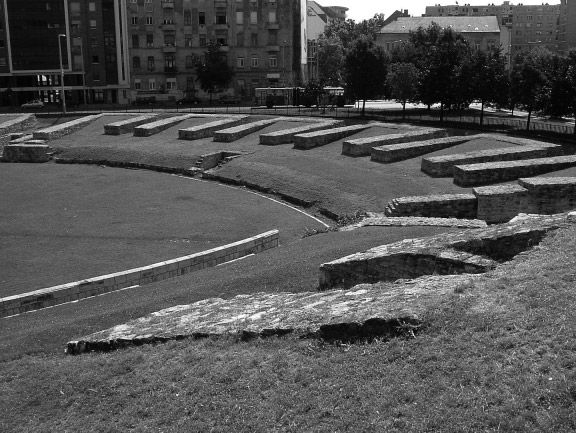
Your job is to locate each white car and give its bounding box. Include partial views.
[21,99,44,109]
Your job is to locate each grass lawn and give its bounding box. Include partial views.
[1,224,575,432]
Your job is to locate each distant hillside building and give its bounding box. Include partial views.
[376,16,506,56]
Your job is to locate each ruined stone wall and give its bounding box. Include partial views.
[385,194,478,219]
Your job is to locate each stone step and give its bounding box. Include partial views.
[383,193,478,219]
[213,118,279,142]
[342,128,447,157]
[179,116,250,140]
[422,143,563,177]
[453,155,576,187]
[371,135,470,163]
[293,123,371,149]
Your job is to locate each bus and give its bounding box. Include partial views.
[255,86,347,108]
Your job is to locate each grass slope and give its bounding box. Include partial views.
[1,224,576,432]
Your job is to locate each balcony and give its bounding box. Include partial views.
[162,22,176,31]
[266,45,280,52]
[164,66,177,74]
[219,45,230,52]
[267,23,279,30]
[161,1,174,7]
[163,44,177,53]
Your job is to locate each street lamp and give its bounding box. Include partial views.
[76,36,87,105]
[58,33,67,114]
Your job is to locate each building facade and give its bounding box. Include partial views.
[0,0,131,107]
[128,0,306,103]
[558,0,576,55]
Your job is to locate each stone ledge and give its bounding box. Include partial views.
[66,273,477,354]
[179,116,250,140]
[385,193,478,219]
[0,230,279,319]
[104,115,157,135]
[453,155,576,187]
[213,118,279,142]
[33,115,102,140]
[0,114,37,136]
[293,123,371,150]
[342,215,487,231]
[371,135,470,163]
[259,120,343,145]
[342,128,447,157]
[1,144,50,163]
[422,143,563,177]
[319,214,568,290]
[134,114,194,137]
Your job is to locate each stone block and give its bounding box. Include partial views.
[213,118,278,142]
[342,129,447,157]
[178,116,249,140]
[134,114,192,137]
[293,124,371,149]
[2,145,50,163]
[104,115,156,135]
[371,135,470,163]
[260,121,343,145]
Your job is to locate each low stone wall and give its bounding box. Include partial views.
[33,115,102,140]
[385,193,478,219]
[474,184,531,223]
[371,135,470,163]
[1,144,50,162]
[179,116,249,140]
[213,118,278,142]
[8,134,34,144]
[293,124,371,150]
[342,215,487,230]
[195,151,244,170]
[259,120,343,145]
[453,155,576,187]
[134,114,193,137]
[319,214,567,290]
[104,115,156,135]
[0,230,279,318]
[520,177,576,215]
[422,143,563,177]
[0,114,37,136]
[342,128,447,157]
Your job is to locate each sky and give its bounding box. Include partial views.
[331,1,561,22]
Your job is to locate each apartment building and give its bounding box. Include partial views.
[558,0,576,54]
[0,0,131,106]
[128,0,306,102]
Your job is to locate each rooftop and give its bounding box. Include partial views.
[380,16,501,34]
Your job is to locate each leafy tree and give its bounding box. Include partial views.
[459,47,509,125]
[564,50,576,135]
[537,53,573,120]
[344,36,389,116]
[317,36,345,86]
[195,39,234,103]
[510,49,550,131]
[387,62,419,119]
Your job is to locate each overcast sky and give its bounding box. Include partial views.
[331,1,561,22]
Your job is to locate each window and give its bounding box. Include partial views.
[251,55,258,67]
[132,35,139,47]
[166,78,177,90]
[186,55,194,68]
[146,16,153,25]
[184,11,191,25]
[199,34,206,46]
[90,20,97,28]
[199,12,206,25]
[237,56,244,67]
[149,78,156,91]
[186,77,195,90]
[131,16,138,25]
[216,12,227,24]
[165,55,175,69]
[163,9,174,24]
[250,11,257,24]
[134,79,141,90]
[91,37,98,46]
[268,30,277,45]
[269,55,277,67]
[89,2,96,12]
[133,56,140,69]
[148,56,155,71]
[92,55,99,63]
[164,34,175,47]
[70,2,80,15]
[268,11,276,23]
[216,35,227,46]
[147,34,153,47]
[93,71,100,81]
[94,89,104,102]
[527,15,533,20]
[251,33,258,46]
[185,34,192,47]
[0,40,4,48]
[236,11,243,24]
[0,57,6,67]
[237,33,244,46]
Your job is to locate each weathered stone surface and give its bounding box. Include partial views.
[293,123,371,149]
[474,184,530,223]
[213,118,279,142]
[371,135,470,163]
[385,194,478,219]
[342,215,487,231]
[33,115,102,140]
[453,155,576,187]
[259,120,344,145]
[422,143,562,177]
[66,273,479,354]
[1,144,50,162]
[342,128,447,157]
[319,214,568,290]
[104,115,156,135]
[179,116,250,140]
[134,114,194,137]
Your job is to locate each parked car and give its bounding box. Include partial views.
[177,96,202,105]
[131,96,157,105]
[21,99,44,109]
[218,95,242,105]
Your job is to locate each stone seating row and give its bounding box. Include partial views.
[179,116,250,140]
[342,128,447,157]
[371,135,471,163]
[260,120,344,145]
[33,114,103,140]
[293,123,371,150]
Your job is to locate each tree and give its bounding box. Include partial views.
[510,49,550,131]
[195,39,234,103]
[387,62,419,120]
[459,47,509,125]
[344,36,389,116]
[317,36,345,86]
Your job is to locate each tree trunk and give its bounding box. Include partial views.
[440,101,444,122]
[402,100,406,120]
[526,107,532,132]
[480,100,485,126]
[362,99,366,117]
